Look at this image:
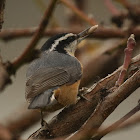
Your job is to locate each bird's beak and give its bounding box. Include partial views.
[77,25,98,43]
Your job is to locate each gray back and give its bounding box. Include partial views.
[26,51,82,85]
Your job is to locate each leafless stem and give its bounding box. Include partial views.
[6,110,41,135]
[1,26,140,41]
[0,124,21,140]
[116,0,133,9]
[0,0,5,31]
[116,0,140,24]
[0,0,11,91]
[60,0,97,25]
[12,0,58,70]
[0,0,58,91]
[104,0,120,16]
[92,102,140,140]
[116,34,136,87]
[0,56,11,91]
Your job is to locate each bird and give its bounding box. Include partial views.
[25,25,98,126]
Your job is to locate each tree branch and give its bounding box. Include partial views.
[12,0,58,71]
[92,102,140,140]
[28,53,140,139]
[104,0,120,16]
[116,34,136,86]
[66,70,140,140]
[0,0,11,91]
[1,26,140,41]
[60,0,97,26]
[0,0,5,31]
[0,0,58,91]
[0,56,11,91]
[6,110,41,136]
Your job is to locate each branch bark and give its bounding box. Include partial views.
[0,0,5,31]
[12,0,58,71]
[60,0,97,26]
[116,34,136,86]
[92,102,140,140]
[28,53,140,139]
[1,26,140,41]
[0,0,58,91]
[66,70,140,140]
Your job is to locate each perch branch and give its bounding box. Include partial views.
[66,34,138,140]
[28,53,140,139]
[2,40,125,136]
[66,70,140,140]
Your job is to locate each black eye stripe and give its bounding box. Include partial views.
[41,33,67,52]
[41,33,76,54]
[54,35,76,53]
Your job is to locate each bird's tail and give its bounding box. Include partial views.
[28,88,57,109]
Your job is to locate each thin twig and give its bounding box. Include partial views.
[104,0,120,16]
[116,34,136,86]
[0,56,11,91]
[12,0,58,70]
[67,0,86,26]
[92,103,140,140]
[0,0,5,31]
[116,112,140,131]
[1,26,140,41]
[0,1,11,91]
[6,110,41,135]
[0,124,21,140]
[116,0,133,9]
[60,0,97,25]
[116,0,140,24]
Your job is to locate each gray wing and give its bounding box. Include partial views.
[25,51,82,103]
[28,88,57,109]
[25,67,70,101]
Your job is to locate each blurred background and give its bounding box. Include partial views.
[0,0,140,139]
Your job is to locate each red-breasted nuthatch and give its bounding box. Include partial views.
[25,25,98,126]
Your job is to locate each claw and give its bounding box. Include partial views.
[40,110,49,128]
[78,87,91,102]
[79,87,88,94]
[78,94,91,102]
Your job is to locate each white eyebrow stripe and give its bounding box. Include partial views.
[49,33,74,52]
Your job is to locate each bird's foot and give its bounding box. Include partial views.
[39,121,53,138]
[40,110,49,129]
[41,118,48,127]
[79,87,88,93]
[78,87,91,102]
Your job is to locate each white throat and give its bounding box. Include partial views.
[64,41,77,56]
